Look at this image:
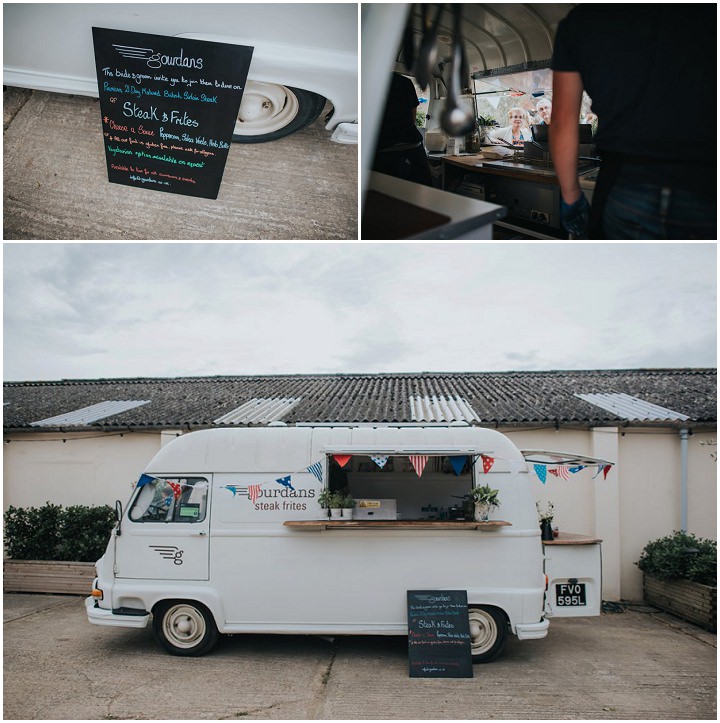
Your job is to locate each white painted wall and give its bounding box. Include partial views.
[3,431,164,510]
[3,425,716,601]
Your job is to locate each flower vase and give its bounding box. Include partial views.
[541,519,554,541]
[341,507,353,520]
[330,508,342,520]
[474,503,490,522]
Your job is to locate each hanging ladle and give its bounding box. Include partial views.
[415,3,443,90]
[441,4,474,137]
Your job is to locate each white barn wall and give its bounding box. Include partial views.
[3,432,164,510]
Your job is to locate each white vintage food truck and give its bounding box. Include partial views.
[87,425,608,662]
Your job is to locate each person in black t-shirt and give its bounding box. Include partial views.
[549,5,716,239]
[372,73,432,186]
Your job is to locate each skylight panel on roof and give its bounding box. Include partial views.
[409,395,480,423]
[575,392,689,422]
[31,400,151,427]
[214,397,300,425]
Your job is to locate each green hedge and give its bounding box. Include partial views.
[637,530,717,587]
[4,503,116,562]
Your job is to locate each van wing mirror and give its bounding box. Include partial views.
[114,500,123,536]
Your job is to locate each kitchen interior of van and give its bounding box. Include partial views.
[361,3,597,241]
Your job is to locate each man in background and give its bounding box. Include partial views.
[550,5,715,239]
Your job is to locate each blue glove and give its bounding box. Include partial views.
[560,194,590,239]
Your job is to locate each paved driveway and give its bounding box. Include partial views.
[3,594,716,720]
[3,87,357,240]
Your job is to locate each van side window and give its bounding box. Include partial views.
[129,477,208,523]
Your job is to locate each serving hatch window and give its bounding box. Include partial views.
[327,454,475,520]
[129,476,208,523]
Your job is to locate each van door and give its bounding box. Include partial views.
[116,476,210,581]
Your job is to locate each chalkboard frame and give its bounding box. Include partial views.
[407,589,473,678]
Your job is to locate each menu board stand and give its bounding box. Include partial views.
[92,27,253,199]
[407,590,473,678]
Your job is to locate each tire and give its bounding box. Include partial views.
[232,82,326,143]
[152,600,219,656]
[468,605,507,663]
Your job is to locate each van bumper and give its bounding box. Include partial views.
[515,619,550,640]
[85,597,150,628]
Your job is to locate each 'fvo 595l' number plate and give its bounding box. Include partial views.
[556,583,586,606]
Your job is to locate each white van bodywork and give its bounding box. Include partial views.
[4,3,358,143]
[87,426,603,661]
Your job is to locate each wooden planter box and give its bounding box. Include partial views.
[3,559,95,595]
[643,574,716,631]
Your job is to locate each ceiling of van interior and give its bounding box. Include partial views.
[406,3,575,77]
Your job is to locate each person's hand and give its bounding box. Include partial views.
[560,193,590,238]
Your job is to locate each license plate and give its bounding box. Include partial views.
[556,583,586,606]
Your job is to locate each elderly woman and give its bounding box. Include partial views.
[489,107,532,146]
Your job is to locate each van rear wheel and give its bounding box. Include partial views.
[152,601,219,656]
[468,606,507,663]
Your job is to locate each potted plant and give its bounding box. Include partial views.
[536,501,555,541]
[341,495,356,520]
[476,114,499,144]
[329,492,345,520]
[471,484,500,521]
[317,488,333,519]
[637,530,716,631]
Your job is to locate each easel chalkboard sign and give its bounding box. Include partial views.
[407,590,473,678]
[92,27,253,199]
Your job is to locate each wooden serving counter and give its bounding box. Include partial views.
[542,532,602,545]
[284,519,512,531]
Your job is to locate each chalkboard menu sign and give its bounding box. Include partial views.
[92,27,253,199]
[407,590,473,678]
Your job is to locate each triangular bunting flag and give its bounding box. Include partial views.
[534,464,547,484]
[371,455,389,469]
[480,454,495,474]
[333,454,352,468]
[569,465,586,474]
[449,455,467,476]
[409,455,428,477]
[275,475,295,491]
[603,464,612,479]
[136,473,156,488]
[307,461,323,483]
[550,466,570,480]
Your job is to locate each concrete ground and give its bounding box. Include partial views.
[3,594,716,720]
[3,87,358,240]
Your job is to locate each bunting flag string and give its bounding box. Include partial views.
[371,454,389,469]
[449,455,467,476]
[409,454,429,477]
[307,461,323,483]
[333,454,352,468]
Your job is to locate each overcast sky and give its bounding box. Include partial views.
[3,242,716,381]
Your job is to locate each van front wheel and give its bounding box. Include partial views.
[153,601,219,656]
[468,606,507,663]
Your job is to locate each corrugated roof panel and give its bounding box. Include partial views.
[575,393,690,422]
[214,397,300,425]
[409,395,480,423]
[31,400,151,427]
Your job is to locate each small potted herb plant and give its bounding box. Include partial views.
[536,501,555,541]
[341,495,356,520]
[329,492,345,520]
[471,483,500,521]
